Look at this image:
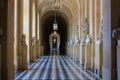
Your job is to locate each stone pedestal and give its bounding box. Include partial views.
[31,45,36,61]
[41,46,44,56]
[95,40,103,78]
[36,45,40,57]
[85,44,91,69]
[117,46,120,80]
[80,43,85,66]
[75,45,80,62]
[68,45,73,58]
[21,44,28,70]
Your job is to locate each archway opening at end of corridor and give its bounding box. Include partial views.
[41,11,68,55]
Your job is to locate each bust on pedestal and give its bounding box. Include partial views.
[21,34,28,70]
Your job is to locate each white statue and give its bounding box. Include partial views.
[98,20,103,40]
[112,27,120,45]
[85,34,91,45]
[49,31,60,54]
[82,18,89,43]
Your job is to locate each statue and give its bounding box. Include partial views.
[112,18,120,45]
[85,34,91,45]
[98,20,103,40]
[112,28,120,45]
[82,18,89,43]
[21,34,26,45]
[32,37,36,45]
[75,39,80,45]
[49,31,60,54]
[70,38,74,45]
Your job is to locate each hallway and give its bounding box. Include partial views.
[15,55,96,80]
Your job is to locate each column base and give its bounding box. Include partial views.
[7,64,14,80]
[102,66,111,80]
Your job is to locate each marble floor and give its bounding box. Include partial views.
[15,55,96,80]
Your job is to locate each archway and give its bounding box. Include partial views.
[41,11,68,55]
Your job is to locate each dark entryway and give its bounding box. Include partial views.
[41,11,67,55]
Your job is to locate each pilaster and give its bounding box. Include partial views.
[85,44,91,69]
[80,43,85,66]
[17,0,23,70]
[95,40,103,78]
[29,0,33,61]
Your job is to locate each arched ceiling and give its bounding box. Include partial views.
[35,0,80,22]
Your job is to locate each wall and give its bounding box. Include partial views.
[102,0,111,80]
[0,0,8,80]
[111,0,120,79]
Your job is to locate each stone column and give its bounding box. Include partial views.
[31,37,36,61]
[74,40,80,62]
[36,12,40,57]
[95,40,103,78]
[91,0,95,72]
[17,0,23,70]
[36,39,40,57]
[80,43,85,66]
[35,3,38,58]
[29,0,33,61]
[21,34,28,70]
[85,44,91,69]
[102,0,111,80]
[117,45,120,80]
[7,0,15,79]
[0,0,15,79]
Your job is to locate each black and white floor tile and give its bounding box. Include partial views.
[15,55,96,80]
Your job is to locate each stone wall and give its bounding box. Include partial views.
[0,0,8,80]
[0,44,1,80]
[111,0,120,79]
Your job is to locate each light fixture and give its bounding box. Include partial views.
[54,0,60,9]
[53,11,58,30]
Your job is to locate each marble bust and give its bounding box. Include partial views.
[112,27,120,46]
[85,34,91,45]
[82,18,89,43]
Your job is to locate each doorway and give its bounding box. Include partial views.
[41,11,68,55]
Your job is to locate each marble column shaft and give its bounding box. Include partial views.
[85,44,91,69]
[17,0,23,70]
[80,43,85,66]
[29,0,33,62]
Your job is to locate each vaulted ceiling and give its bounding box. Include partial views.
[35,0,80,23]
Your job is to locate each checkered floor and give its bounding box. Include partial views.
[15,55,96,80]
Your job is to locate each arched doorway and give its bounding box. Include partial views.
[41,11,68,55]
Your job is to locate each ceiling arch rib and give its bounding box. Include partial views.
[39,1,74,22]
